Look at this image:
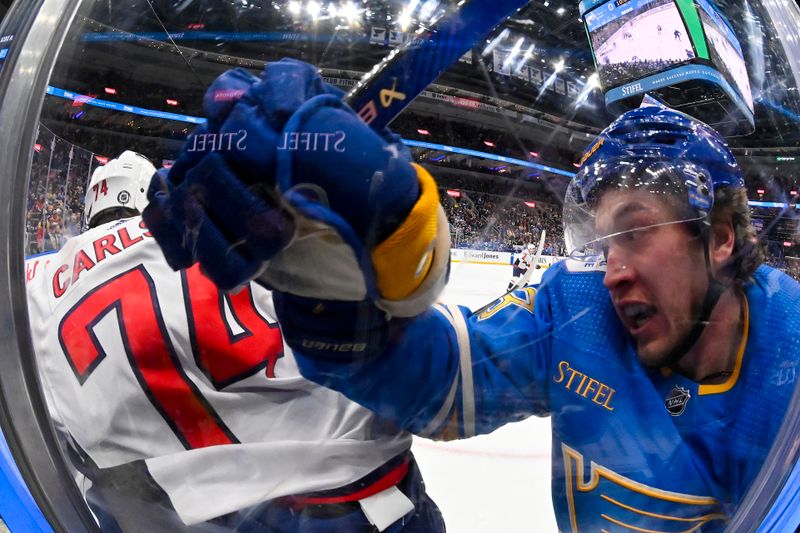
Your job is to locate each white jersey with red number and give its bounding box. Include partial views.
[25,216,410,525]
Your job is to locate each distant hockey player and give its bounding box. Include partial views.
[26,150,444,532]
[140,61,799,531]
[507,242,535,290]
[674,28,682,40]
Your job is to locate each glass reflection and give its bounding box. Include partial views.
[7,0,799,531]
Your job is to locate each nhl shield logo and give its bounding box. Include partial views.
[665,386,691,416]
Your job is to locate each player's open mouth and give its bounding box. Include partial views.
[620,303,657,333]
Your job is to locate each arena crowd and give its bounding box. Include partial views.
[24,127,799,282]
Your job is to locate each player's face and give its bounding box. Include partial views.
[595,190,707,367]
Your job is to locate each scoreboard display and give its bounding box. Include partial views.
[580,0,754,134]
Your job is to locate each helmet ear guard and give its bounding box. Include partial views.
[84,151,157,228]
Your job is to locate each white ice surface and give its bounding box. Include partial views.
[595,5,692,65]
[411,261,558,533]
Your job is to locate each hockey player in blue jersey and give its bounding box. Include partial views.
[141,60,800,532]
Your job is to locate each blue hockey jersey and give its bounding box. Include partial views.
[288,262,800,532]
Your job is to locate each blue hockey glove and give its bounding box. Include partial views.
[143,59,450,319]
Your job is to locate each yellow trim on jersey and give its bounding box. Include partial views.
[563,444,718,502]
[600,513,710,533]
[698,295,749,396]
[476,287,537,321]
[372,164,439,300]
[600,494,727,523]
[562,444,720,533]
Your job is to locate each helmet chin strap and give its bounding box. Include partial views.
[662,223,729,370]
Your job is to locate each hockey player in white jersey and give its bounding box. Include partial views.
[507,243,535,290]
[26,151,444,532]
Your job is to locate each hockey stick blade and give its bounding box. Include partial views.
[345,0,530,131]
[473,230,546,316]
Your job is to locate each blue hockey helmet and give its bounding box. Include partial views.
[563,103,744,257]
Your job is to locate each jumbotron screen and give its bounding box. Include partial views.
[585,0,694,90]
[695,0,754,112]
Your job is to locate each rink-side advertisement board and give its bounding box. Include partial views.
[450,249,560,268]
[450,249,512,265]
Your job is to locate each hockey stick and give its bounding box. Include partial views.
[344,0,530,131]
[473,230,546,315]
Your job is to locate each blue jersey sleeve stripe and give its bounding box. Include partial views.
[419,304,462,438]
[447,303,476,438]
